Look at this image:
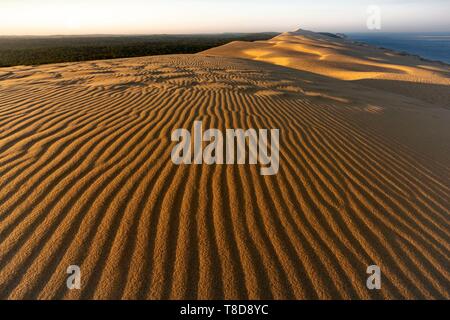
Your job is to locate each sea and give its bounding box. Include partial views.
[346,33,450,64]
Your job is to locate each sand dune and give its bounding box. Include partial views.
[0,31,449,299]
[203,29,450,109]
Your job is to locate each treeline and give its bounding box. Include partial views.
[0,33,278,67]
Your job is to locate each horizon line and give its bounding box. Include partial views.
[1,30,450,38]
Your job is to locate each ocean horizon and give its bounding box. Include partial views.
[346,32,450,64]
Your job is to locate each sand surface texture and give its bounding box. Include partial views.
[0,30,449,299]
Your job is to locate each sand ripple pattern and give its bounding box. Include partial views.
[0,54,449,299]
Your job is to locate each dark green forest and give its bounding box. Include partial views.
[0,33,278,67]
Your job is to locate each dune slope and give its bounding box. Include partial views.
[0,33,449,299]
[203,29,450,109]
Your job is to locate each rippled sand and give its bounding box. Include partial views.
[0,30,449,299]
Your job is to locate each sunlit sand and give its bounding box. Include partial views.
[0,30,449,299]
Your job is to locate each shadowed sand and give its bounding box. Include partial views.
[0,30,449,299]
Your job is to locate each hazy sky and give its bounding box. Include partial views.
[0,0,449,35]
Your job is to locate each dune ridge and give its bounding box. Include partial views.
[203,29,450,109]
[0,31,449,299]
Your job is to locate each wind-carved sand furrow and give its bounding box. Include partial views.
[294,106,448,236]
[191,116,226,299]
[165,159,203,299]
[0,94,77,139]
[137,99,215,299]
[0,90,178,264]
[275,134,365,298]
[201,90,250,300]
[0,87,94,125]
[0,86,61,116]
[95,89,192,165]
[112,93,207,300]
[0,93,152,228]
[223,97,296,299]
[0,144,149,298]
[0,50,449,299]
[258,96,345,209]
[116,95,207,298]
[75,92,205,299]
[340,170,449,296]
[316,131,449,261]
[237,94,331,298]
[244,92,356,298]
[280,158,377,298]
[288,99,450,224]
[56,89,185,298]
[160,164,198,299]
[311,125,450,256]
[292,123,426,300]
[272,150,357,299]
[305,117,449,228]
[236,93,342,300]
[0,86,131,149]
[0,93,40,112]
[29,92,179,298]
[0,99,178,298]
[282,149,388,298]
[250,91,446,298]
[249,96,375,298]
[115,159,185,300]
[0,86,89,133]
[43,141,168,299]
[214,92,262,299]
[298,102,450,249]
[292,103,450,264]
[144,93,227,299]
[303,127,450,296]
[312,101,450,201]
[292,112,446,298]
[0,153,33,176]
[165,115,221,300]
[0,89,154,178]
[346,185,439,298]
[167,96,217,299]
[395,238,449,298]
[85,93,203,299]
[7,139,160,298]
[0,92,127,158]
[78,144,173,299]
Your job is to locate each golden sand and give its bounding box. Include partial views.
[0,31,449,299]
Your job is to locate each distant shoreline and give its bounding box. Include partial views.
[345,32,450,66]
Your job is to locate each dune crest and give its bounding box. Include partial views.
[0,31,449,299]
[203,29,450,109]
